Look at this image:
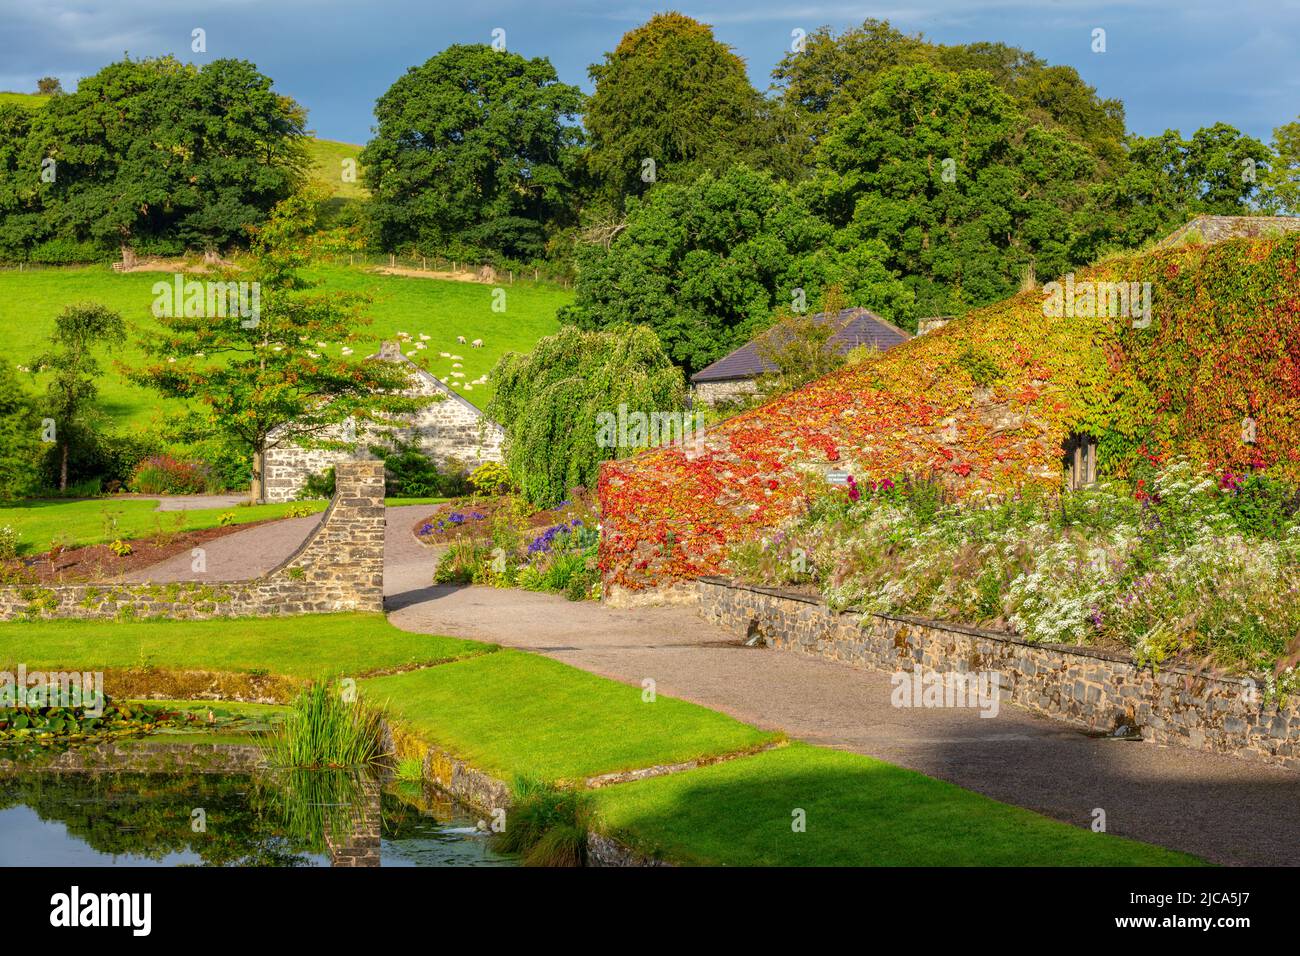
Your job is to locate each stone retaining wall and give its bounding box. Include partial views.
[0,460,386,622]
[698,577,1300,769]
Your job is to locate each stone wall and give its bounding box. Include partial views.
[691,378,759,408]
[264,344,503,502]
[697,577,1300,769]
[0,460,387,621]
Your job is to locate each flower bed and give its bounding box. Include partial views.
[727,459,1300,681]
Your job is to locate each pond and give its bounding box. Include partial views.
[0,771,517,867]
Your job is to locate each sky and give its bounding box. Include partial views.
[2,0,1299,146]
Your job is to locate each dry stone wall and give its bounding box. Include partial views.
[0,461,387,621]
[698,577,1300,769]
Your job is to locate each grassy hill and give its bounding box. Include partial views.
[0,92,50,108]
[305,137,366,200]
[0,264,567,428]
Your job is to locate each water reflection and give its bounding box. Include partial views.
[0,772,515,867]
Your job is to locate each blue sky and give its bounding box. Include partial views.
[2,0,1298,146]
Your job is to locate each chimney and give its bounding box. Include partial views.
[379,339,402,361]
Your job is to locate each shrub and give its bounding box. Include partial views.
[0,526,19,561]
[492,777,593,867]
[39,429,163,495]
[262,682,387,769]
[469,461,513,497]
[128,455,215,495]
[299,466,336,500]
[108,539,133,557]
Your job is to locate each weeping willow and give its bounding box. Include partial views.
[487,324,686,507]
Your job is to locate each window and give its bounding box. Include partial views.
[1063,433,1097,490]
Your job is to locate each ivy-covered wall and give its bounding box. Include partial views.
[599,231,1300,595]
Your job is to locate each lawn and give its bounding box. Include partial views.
[0,613,489,678]
[591,742,1203,867]
[0,262,567,428]
[0,498,327,555]
[362,650,779,782]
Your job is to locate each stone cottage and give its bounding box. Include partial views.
[262,341,503,502]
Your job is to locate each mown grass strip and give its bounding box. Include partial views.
[0,613,492,679]
[362,650,780,782]
[591,742,1205,867]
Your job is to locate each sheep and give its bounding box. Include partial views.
[457,335,467,344]
[471,338,484,348]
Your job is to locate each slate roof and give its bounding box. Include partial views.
[690,307,911,384]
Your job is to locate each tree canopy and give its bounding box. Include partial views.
[563,164,909,371]
[0,56,306,261]
[487,324,686,507]
[813,64,1099,321]
[584,13,772,203]
[361,44,584,261]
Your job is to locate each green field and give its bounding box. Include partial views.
[305,137,366,200]
[0,263,567,428]
[0,92,49,108]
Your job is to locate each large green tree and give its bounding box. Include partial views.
[4,56,306,260]
[773,20,1126,168]
[1097,124,1272,249]
[361,44,583,261]
[127,193,431,502]
[562,164,909,372]
[1262,116,1300,215]
[584,13,772,202]
[813,64,1098,320]
[488,324,686,507]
